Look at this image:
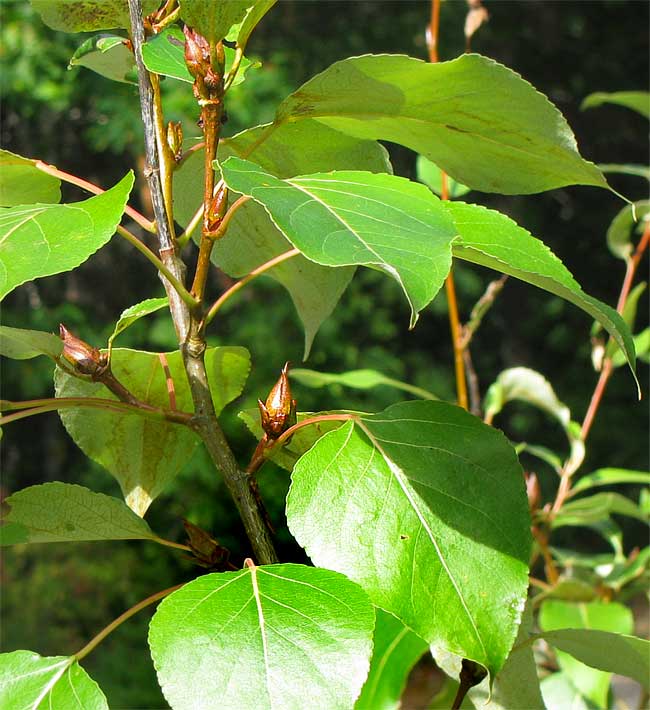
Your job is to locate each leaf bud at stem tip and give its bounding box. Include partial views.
[166,121,183,163]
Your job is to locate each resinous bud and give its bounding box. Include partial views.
[59,324,105,376]
[258,362,297,439]
[206,185,228,233]
[183,25,210,79]
[166,121,183,163]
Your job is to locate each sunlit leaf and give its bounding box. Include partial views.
[606,199,650,262]
[0,149,60,207]
[553,491,649,528]
[0,172,134,301]
[0,482,158,545]
[571,468,650,496]
[416,155,470,199]
[273,53,609,194]
[446,200,638,383]
[221,157,457,328]
[287,400,531,677]
[598,163,650,181]
[0,650,108,709]
[149,564,375,710]
[226,0,276,47]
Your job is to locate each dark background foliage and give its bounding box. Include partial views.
[1,1,648,707]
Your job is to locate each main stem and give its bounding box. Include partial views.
[127,0,277,564]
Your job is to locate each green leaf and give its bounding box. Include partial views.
[539,600,635,705]
[581,91,650,119]
[484,367,570,428]
[142,27,257,85]
[553,491,649,528]
[0,150,61,207]
[226,0,276,47]
[221,158,457,328]
[445,200,638,383]
[69,33,136,83]
[542,631,650,691]
[598,163,650,181]
[0,325,62,360]
[0,650,108,709]
[571,468,650,495]
[416,155,470,199]
[355,609,427,710]
[238,409,342,471]
[606,199,650,262]
[0,172,134,301]
[286,400,532,677]
[179,0,250,44]
[55,346,250,515]
[149,563,375,710]
[603,546,650,592]
[108,296,169,351]
[612,328,650,368]
[291,368,438,400]
[0,482,157,545]
[467,602,545,710]
[176,123,391,357]
[31,0,159,32]
[273,53,609,194]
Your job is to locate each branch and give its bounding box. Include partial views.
[128,0,278,564]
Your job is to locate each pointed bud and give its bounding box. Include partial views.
[166,121,183,163]
[183,25,210,80]
[59,324,105,376]
[206,185,228,233]
[258,362,297,439]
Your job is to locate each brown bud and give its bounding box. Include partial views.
[166,121,183,163]
[258,362,297,439]
[183,25,210,80]
[206,185,228,233]
[525,471,541,513]
[59,324,106,376]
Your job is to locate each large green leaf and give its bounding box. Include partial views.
[149,564,375,710]
[31,0,158,32]
[286,401,532,677]
[0,325,62,360]
[0,482,158,545]
[0,172,134,301]
[221,158,457,328]
[272,53,609,194]
[55,346,250,516]
[355,609,427,710]
[179,0,250,44]
[539,600,634,706]
[445,200,637,381]
[0,650,108,710]
[0,150,61,207]
[581,91,650,119]
[141,27,257,85]
[69,33,136,84]
[176,122,390,357]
